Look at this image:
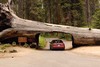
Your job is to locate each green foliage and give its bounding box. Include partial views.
[59,34,72,41]
[41,33,59,38]
[59,34,66,39]
[12,0,45,22]
[23,43,29,48]
[61,0,85,27]
[39,36,47,48]
[8,0,100,27]
[41,33,72,41]
[0,44,11,50]
[30,3,45,21]
[92,9,100,29]
[65,34,72,41]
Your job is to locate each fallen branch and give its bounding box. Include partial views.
[0,2,100,47]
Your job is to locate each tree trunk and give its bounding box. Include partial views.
[85,0,91,28]
[0,2,100,47]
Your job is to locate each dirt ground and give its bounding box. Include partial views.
[0,47,34,58]
[71,46,100,57]
[1,40,100,67]
[1,46,100,67]
[1,45,100,58]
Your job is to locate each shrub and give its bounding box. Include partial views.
[23,43,29,48]
[30,43,36,48]
[0,44,11,50]
[39,36,47,48]
[59,34,72,41]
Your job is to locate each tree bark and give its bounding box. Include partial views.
[85,0,91,28]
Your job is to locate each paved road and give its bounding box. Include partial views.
[0,49,100,67]
[0,38,100,67]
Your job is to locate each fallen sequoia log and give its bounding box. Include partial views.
[0,2,100,47]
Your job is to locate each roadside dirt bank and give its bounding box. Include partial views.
[0,47,34,58]
[1,46,100,58]
[71,46,100,57]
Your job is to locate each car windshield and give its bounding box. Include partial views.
[52,40,63,43]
